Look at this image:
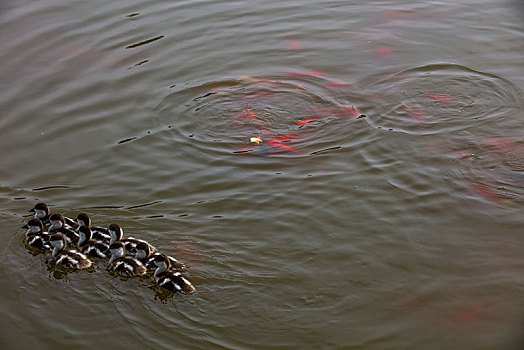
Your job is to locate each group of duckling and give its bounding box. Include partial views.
[22,203,195,295]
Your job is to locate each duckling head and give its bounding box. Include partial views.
[48,213,66,230]
[29,203,49,219]
[135,242,151,261]
[22,218,44,235]
[151,254,170,271]
[108,241,126,263]
[108,224,123,243]
[49,233,67,257]
[76,213,91,228]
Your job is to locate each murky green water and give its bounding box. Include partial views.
[1,0,523,349]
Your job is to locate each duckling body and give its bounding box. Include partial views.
[151,254,195,294]
[48,213,80,245]
[49,233,92,269]
[108,224,156,255]
[75,213,111,243]
[77,226,109,259]
[135,242,186,272]
[22,218,50,250]
[108,241,147,277]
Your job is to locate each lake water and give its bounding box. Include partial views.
[1,0,523,349]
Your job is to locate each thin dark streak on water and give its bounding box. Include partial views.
[145,215,164,219]
[117,137,138,144]
[32,185,73,191]
[82,205,126,209]
[194,92,218,100]
[127,60,149,70]
[125,35,165,49]
[126,200,162,210]
[310,146,342,155]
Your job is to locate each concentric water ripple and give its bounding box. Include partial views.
[360,63,524,136]
[151,73,376,160]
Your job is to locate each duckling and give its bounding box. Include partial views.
[75,213,111,243]
[21,218,50,250]
[108,223,156,255]
[77,226,109,259]
[29,203,77,228]
[29,203,51,225]
[48,213,79,245]
[49,233,92,269]
[107,241,147,277]
[150,254,195,294]
[135,241,186,272]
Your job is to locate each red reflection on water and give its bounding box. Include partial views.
[426,138,475,160]
[291,71,328,77]
[267,135,302,154]
[268,142,301,154]
[481,138,521,153]
[170,242,202,271]
[269,135,301,143]
[285,39,303,50]
[446,302,493,326]
[327,81,352,87]
[231,72,367,156]
[238,134,303,155]
[469,183,505,205]
[341,105,361,118]
[235,108,257,120]
[405,104,427,123]
[425,94,454,104]
[297,118,320,126]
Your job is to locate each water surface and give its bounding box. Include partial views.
[1,0,523,349]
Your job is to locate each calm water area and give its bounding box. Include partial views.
[1,0,523,349]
